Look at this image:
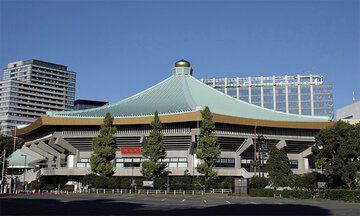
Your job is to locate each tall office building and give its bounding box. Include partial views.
[74,99,108,110]
[200,74,333,118]
[0,59,76,134]
[336,101,360,123]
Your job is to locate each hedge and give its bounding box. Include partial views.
[250,188,360,202]
[249,189,315,199]
[249,189,279,197]
[319,189,360,202]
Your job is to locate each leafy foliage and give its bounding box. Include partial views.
[312,121,360,189]
[249,176,269,189]
[0,134,23,179]
[141,111,167,180]
[90,112,117,177]
[81,174,108,188]
[265,146,292,189]
[0,134,24,157]
[292,173,317,190]
[250,189,315,199]
[171,176,193,190]
[319,189,360,202]
[196,106,221,189]
[217,177,234,189]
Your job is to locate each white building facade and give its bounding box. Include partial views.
[200,74,333,118]
[0,60,76,135]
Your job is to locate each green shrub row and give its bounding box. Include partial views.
[249,189,278,197]
[319,189,360,202]
[250,189,315,199]
[79,175,235,190]
[249,188,360,202]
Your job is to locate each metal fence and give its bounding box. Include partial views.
[13,188,232,195]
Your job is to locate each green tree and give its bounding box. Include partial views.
[291,173,317,190]
[312,121,360,189]
[90,112,117,177]
[265,146,292,189]
[249,176,269,189]
[196,106,221,189]
[0,134,23,180]
[141,111,167,180]
[0,134,24,156]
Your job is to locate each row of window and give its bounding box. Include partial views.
[77,158,299,170]
[241,159,299,172]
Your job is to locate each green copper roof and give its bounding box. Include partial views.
[48,67,330,122]
[7,149,40,167]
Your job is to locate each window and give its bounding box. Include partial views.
[116,158,142,168]
[241,159,254,172]
[214,158,235,168]
[290,160,298,169]
[162,157,188,168]
[77,158,90,168]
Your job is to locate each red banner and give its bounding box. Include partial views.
[120,147,141,155]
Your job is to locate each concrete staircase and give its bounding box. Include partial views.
[18,169,40,184]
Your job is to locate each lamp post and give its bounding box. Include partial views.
[165,170,172,192]
[13,126,17,153]
[10,125,17,194]
[20,154,27,190]
[1,150,5,194]
[253,124,257,175]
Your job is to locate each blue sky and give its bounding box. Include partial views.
[1,0,359,110]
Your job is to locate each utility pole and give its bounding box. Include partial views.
[13,126,16,153]
[253,124,257,175]
[21,154,27,190]
[1,150,5,194]
[11,126,16,194]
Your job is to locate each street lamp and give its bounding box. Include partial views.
[0,150,5,194]
[20,154,27,190]
[165,170,172,192]
[13,126,17,153]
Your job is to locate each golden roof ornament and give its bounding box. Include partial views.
[175,59,190,67]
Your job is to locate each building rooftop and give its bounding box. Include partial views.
[47,60,330,122]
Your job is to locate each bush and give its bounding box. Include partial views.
[292,173,317,190]
[249,176,268,188]
[171,176,193,190]
[249,189,315,199]
[81,174,98,188]
[193,176,205,190]
[81,174,108,188]
[217,177,234,189]
[281,190,315,199]
[154,175,167,190]
[93,176,108,188]
[249,188,278,197]
[319,189,360,202]
[120,177,132,189]
[107,177,122,189]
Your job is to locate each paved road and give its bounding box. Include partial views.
[0,194,359,215]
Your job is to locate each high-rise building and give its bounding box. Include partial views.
[336,101,360,123]
[0,59,76,134]
[74,99,108,110]
[200,74,333,118]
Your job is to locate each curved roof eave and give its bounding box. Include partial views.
[16,111,334,137]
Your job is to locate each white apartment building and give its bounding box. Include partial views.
[0,60,76,135]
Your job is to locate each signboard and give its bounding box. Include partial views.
[143,181,154,187]
[317,182,326,189]
[120,147,141,155]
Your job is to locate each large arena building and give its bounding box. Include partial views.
[10,60,333,187]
